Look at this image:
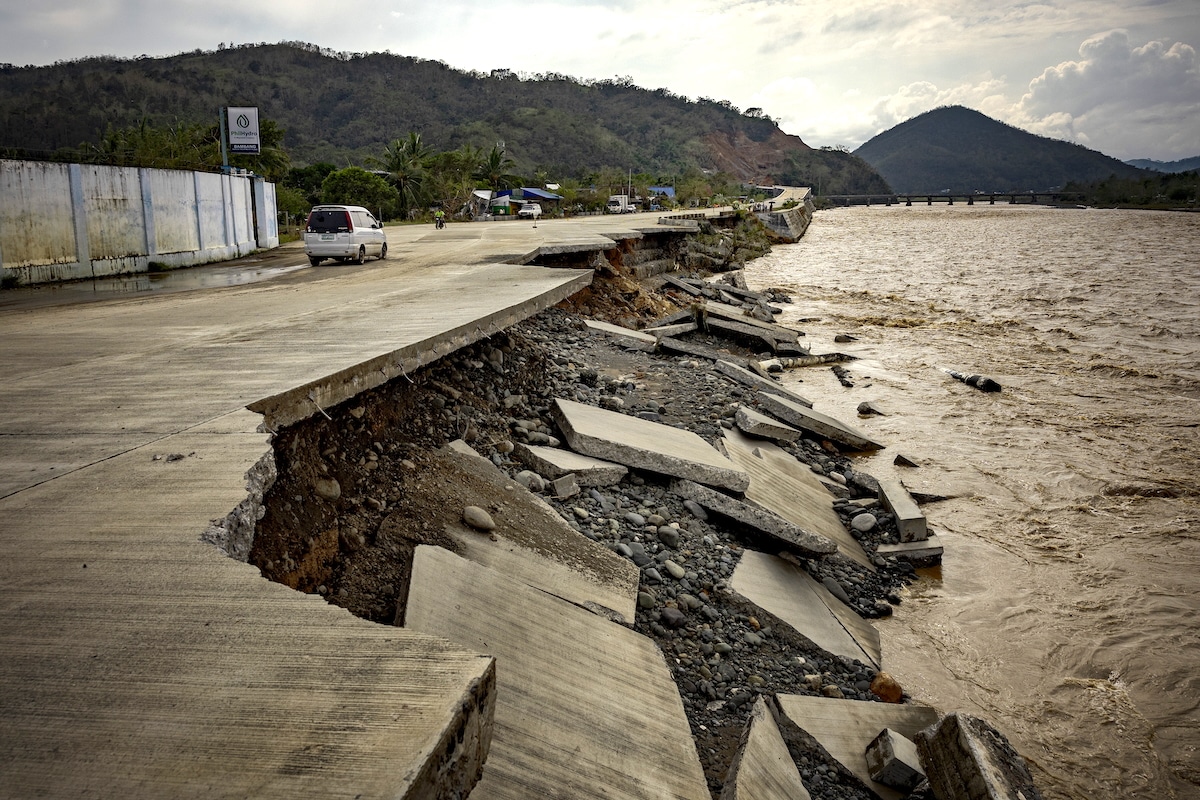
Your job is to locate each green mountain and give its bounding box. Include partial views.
[0,42,887,193]
[853,105,1148,194]
[1125,156,1200,173]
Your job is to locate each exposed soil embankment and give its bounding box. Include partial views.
[249,243,928,799]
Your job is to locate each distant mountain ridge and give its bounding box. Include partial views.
[0,42,888,193]
[1125,156,1200,173]
[854,105,1149,194]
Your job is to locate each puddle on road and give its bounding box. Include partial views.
[1,261,311,308]
[81,263,309,294]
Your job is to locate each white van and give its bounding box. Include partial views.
[303,205,388,265]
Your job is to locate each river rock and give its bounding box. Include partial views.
[514,470,545,492]
[462,505,495,531]
[312,477,341,501]
[822,576,852,606]
[851,512,878,532]
[660,607,687,628]
[870,671,904,703]
[657,526,680,549]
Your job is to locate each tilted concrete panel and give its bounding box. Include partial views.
[722,429,875,570]
[406,545,710,800]
[721,697,812,800]
[429,442,639,624]
[756,391,885,451]
[731,549,880,669]
[552,397,749,492]
[775,694,940,800]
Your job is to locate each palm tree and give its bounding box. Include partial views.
[472,145,523,192]
[370,133,431,219]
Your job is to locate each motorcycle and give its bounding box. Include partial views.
[435,215,445,229]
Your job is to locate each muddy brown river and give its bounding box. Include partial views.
[746,204,1200,799]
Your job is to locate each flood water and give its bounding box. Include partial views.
[746,205,1200,800]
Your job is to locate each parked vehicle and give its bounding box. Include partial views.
[303,205,388,266]
[606,194,634,213]
[517,202,543,219]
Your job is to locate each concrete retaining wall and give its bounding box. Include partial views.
[0,159,278,285]
[758,197,815,243]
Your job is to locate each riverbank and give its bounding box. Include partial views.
[750,203,1200,800]
[247,237,1041,798]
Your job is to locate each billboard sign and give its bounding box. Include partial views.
[227,106,260,154]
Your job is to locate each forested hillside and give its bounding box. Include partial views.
[0,42,887,193]
[854,105,1148,193]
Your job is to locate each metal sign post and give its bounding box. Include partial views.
[219,106,230,171]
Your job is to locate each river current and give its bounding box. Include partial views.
[745,205,1199,799]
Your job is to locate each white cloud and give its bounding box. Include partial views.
[0,1,1197,160]
[1008,30,1200,159]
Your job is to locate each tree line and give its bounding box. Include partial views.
[1063,171,1199,208]
[281,129,754,223]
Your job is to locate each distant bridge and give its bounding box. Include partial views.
[821,192,1086,207]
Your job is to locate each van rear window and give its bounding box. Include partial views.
[306,209,351,233]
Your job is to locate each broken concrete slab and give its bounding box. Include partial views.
[583,319,658,351]
[406,546,710,800]
[756,391,885,451]
[915,713,1044,800]
[550,473,580,498]
[649,308,695,327]
[731,550,880,669]
[877,535,944,567]
[866,728,926,792]
[718,288,747,306]
[663,274,704,296]
[774,694,940,800]
[722,430,875,571]
[707,317,787,353]
[703,301,803,344]
[658,335,753,367]
[714,286,771,306]
[715,360,814,408]
[673,479,837,558]
[430,442,639,624]
[721,697,812,800]
[652,220,702,233]
[642,321,699,338]
[877,478,927,542]
[765,353,855,371]
[512,442,628,487]
[735,405,802,443]
[552,398,749,492]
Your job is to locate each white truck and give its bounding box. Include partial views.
[606,194,635,213]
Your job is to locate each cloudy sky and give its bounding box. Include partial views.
[3,0,1198,161]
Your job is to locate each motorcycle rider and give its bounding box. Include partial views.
[434,208,445,229]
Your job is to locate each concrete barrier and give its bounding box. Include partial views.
[0,159,277,285]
